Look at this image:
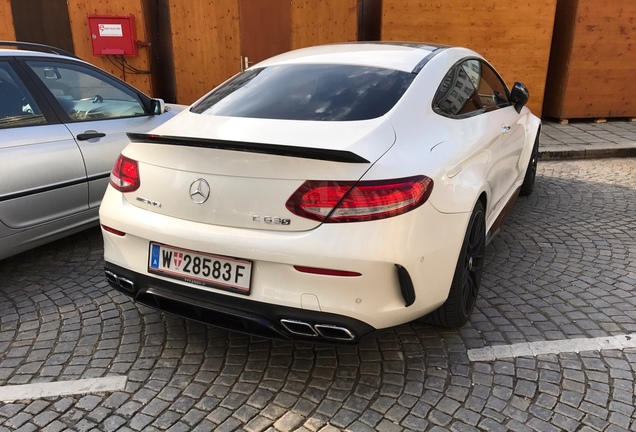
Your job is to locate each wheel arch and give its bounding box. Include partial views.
[519,115,542,176]
[477,191,487,213]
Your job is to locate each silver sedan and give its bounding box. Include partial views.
[0,42,184,260]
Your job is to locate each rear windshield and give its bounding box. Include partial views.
[190,64,415,121]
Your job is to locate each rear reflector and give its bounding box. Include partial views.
[101,225,126,236]
[109,154,140,193]
[293,266,361,277]
[286,175,433,223]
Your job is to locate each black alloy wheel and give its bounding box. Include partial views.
[426,201,486,328]
[459,202,485,318]
[520,134,539,196]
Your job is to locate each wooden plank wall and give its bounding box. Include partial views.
[290,0,358,49]
[381,0,557,116]
[169,0,241,105]
[0,0,16,40]
[10,0,75,53]
[66,0,154,96]
[169,0,359,106]
[544,0,636,119]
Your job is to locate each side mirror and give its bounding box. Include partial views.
[510,82,529,114]
[150,98,166,115]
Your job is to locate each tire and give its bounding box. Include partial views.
[519,134,539,196]
[426,200,485,328]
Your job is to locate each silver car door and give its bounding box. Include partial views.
[25,60,173,209]
[67,113,182,209]
[0,61,87,230]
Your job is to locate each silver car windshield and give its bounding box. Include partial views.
[191,64,414,121]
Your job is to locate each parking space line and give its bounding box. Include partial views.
[467,333,636,362]
[0,376,127,403]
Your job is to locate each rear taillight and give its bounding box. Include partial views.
[286,175,433,223]
[110,154,140,192]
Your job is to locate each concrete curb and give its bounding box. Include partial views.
[539,120,636,160]
[539,146,636,160]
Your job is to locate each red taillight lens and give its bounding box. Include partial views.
[286,175,434,223]
[110,154,140,192]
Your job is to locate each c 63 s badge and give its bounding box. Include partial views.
[252,215,291,225]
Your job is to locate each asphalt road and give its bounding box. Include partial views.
[0,158,635,432]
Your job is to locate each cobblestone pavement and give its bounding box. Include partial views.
[0,158,635,431]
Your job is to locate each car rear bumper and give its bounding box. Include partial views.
[99,187,470,337]
[105,262,378,344]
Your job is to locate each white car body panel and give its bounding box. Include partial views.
[123,117,395,231]
[150,112,396,163]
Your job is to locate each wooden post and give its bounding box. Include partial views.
[543,0,636,119]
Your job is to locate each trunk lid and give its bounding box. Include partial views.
[121,114,395,231]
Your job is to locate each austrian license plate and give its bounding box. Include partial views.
[148,242,252,294]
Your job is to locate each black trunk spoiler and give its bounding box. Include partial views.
[127,133,370,164]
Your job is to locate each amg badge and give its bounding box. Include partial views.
[136,196,162,208]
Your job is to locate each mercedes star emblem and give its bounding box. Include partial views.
[189,178,210,204]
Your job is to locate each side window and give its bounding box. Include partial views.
[0,62,47,129]
[26,60,147,121]
[433,59,510,117]
[475,62,510,111]
[433,61,482,117]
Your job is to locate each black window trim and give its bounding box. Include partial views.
[411,46,449,74]
[432,56,513,120]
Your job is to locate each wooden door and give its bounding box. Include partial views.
[10,0,74,52]
[238,0,292,70]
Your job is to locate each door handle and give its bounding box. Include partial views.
[77,130,106,140]
[501,125,511,134]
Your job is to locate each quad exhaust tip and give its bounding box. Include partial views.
[280,319,355,341]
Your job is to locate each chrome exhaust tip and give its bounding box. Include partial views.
[105,270,118,285]
[117,277,135,293]
[315,324,355,341]
[280,319,318,337]
[104,270,135,293]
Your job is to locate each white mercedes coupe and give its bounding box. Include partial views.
[100,43,541,343]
